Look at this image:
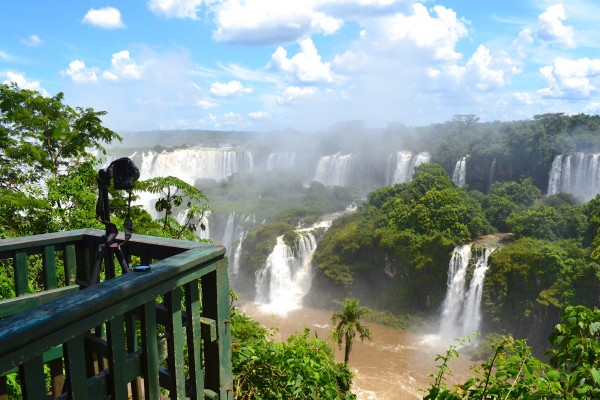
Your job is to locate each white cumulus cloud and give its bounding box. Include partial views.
[267,38,337,84]
[212,0,342,45]
[428,45,520,92]
[210,80,253,97]
[372,3,469,61]
[248,111,270,120]
[537,3,575,48]
[2,72,48,96]
[63,51,145,83]
[538,57,600,99]
[108,50,144,80]
[514,92,533,105]
[197,99,218,109]
[147,0,204,19]
[61,60,99,83]
[276,86,317,105]
[21,34,43,47]
[82,7,125,29]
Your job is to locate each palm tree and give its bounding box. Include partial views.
[331,298,372,364]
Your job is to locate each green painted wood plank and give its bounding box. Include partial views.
[64,244,77,286]
[185,281,204,398]
[0,285,79,319]
[215,258,233,399]
[107,315,128,400]
[141,301,160,400]
[201,270,219,395]
[43,246,57,290]
[165,289,186,399]
[13,252,28,297]
[64,334,87,399]
[125,311,142,399]
[19,354,46,400]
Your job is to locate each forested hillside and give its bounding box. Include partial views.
[310,114,600,352]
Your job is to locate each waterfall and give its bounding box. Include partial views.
[489,157,497,191]
[313,152,353,186]
[254,220,332,314]
[547,153,600,201]
[438,245,494,341]
[137,147,254,185]
[231,231,246,277]
[267,152,296,171]
[452,156,467,187]
[386,151,431,184]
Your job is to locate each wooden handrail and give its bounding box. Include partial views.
[0,230,232,399]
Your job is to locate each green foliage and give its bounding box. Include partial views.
[331,298,372,364]
[423,306,600,399]
[136,176,210,240]
[482,236,600,352]
[548,305,600,399]
[313,163,490,313]
[231,315,355,399]
[0,83,121,236]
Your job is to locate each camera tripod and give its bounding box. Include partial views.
[88,159,138,286]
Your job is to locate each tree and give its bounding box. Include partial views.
[0,82,121,236]
[331,298,372,364]
[136,176,210,240]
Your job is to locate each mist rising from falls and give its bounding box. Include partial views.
[437,244,494,342]
[547,153,600,201]
[313,152,353,186]
[452,157,467,187]
[386,151,431,184]
[138,147,254,185]
[254,221,332,314]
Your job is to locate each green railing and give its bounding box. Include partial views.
[0,229,232,399]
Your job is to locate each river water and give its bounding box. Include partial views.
[241,303,475,400]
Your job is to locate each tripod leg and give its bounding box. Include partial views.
[90,245,106,286]
[113,245,131,275]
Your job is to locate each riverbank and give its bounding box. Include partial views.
[241,303,475,400]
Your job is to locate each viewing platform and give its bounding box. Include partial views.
[0,229,232,399]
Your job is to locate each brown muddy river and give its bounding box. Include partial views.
[241,304,475,400]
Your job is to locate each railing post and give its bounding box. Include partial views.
[185,281,204,399]
[201,258,232,399]
[13,251,28,296]
[165,289,186,399]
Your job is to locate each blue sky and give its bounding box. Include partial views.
[1,0,599,132]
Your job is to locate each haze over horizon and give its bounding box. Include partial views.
[2,0,599,133]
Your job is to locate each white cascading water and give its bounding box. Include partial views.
[386,151,431,184]
[138,147,254,185]
[267,152,296,171]
[547,153,600,201]
[489,157,497,190]
[452,156,467,187]
[313,152,353,186]
[438,244,494,341]
[254,220,332,314]
[231,231,246,277]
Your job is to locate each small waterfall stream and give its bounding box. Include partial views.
[452,156,467,187]
[254,219,334,314]
[437,244,494,342]
[313,152,353,186]
[386,151,431,184]
[547,153,600,201]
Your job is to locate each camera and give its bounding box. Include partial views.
[108,157,140,190]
